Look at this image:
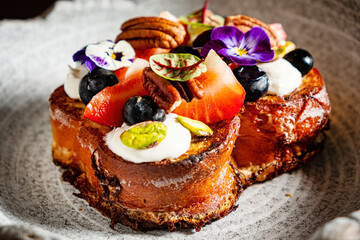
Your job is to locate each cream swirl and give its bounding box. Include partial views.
[64,63,88,99]
[105,114,191,163]
[258,58,302,97]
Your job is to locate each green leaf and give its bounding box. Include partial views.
[186,24,214,43]
[120,122,167,149]
[179,6,224,43]
[149,53,207,82]
[179,8,224,27]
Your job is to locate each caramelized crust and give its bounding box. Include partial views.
[49,66,330,230]
[49,87,242,231]
[232,68,330,183]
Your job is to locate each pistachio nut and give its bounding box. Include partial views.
[176,115,213,136]
[120,121,167,149]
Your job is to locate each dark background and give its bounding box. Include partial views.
[0,0,56,19]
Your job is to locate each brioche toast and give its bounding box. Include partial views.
[49,6,331,232]
[233,68,330,184]
[50,86,242,231]
[49,67,330,230]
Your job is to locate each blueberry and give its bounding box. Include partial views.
[170,46,201,58]
[122,96,166,125]
[79,68,119,105]
[284,49,314,76]
[233,65,269,102]
[192,29,212,49]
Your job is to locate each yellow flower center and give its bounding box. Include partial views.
[236,48,247,56]
[111,52,124,61]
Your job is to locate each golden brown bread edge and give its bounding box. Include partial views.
[49,86,242,231]
[48,67,330,231]
[233,68,331,183]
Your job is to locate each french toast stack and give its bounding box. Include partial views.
[234,68,330,183]
[50,86,241,230]
[49,8,330,231]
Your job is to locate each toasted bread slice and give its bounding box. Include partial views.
[49,66,330,230]
[232,68,330,184]
[49,86,242,231]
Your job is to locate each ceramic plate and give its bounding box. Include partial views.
[0,0,359,239]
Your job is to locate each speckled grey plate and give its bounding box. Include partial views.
[0,0,359,239]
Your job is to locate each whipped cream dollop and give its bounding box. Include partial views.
[105,114,191,163]
[258,58,302,97]
[64,63,88,99]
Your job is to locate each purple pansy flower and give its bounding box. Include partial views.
[200,26,274,65]
[73,40,135,72]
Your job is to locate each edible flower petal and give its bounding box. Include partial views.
[274,41,296,59]
[200,26,274,65]
[269,23,287,45]
[73,40,135,72]
[73,48,98,71]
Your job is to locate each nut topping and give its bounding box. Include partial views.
[115,17,186,50]
[171,81,190,102]
[225,15,281,49]
[120,121,167,149]
[186,78,205,100]
[143,67,205,111]
[171,79,204,103]
[142,67,182,112]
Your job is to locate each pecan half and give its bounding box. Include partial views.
[171,79,204,103]
[142,67,182,112]
[116,17,186,50]
[185,78,205,100]
[171,81,190,102]
[225,15,281,49]
[142,68,205,112]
